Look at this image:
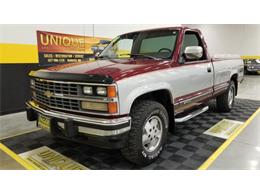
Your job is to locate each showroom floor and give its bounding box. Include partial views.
[0,150,25,170]
[209,112,260,169]
[0,75,259,170]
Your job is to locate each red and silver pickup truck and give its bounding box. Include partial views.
[26,27,244,165]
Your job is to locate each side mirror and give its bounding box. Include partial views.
[184,46,203,60]
[91,46,104,54]
[99,40,111,45]
[95,52,101,57]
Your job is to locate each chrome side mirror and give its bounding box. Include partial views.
[95,52,101,57]
[184,46,203,60]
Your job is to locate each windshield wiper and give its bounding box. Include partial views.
[119,53,160,60]
[130,54,160,60]
[96,55,111,60]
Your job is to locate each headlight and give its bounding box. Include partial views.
[96,87,107,96]
[83,85,117,97]
[30,79,35,86]
[83,86,93,95]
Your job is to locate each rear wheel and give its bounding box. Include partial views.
[121,100,169,165]
[216,80,236,112]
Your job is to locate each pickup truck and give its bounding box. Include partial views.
[26,27,244,165]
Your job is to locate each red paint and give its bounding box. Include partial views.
[46,59,173,81]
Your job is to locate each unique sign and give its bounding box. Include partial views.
[36,31,110,66]
[203,119,243,139]
[19,146,88,170]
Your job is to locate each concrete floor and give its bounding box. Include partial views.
[0,75,259,170]
[0,150,25,170]
[0,111,39,140]
[237,75,260,101]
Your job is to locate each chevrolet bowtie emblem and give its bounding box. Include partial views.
[44,90,53,98]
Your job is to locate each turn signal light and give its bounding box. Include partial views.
[107,86,117,98]
[108,102,118,114]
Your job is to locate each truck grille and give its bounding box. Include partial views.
[35,79,78,96]
[33,79,81,111]
[34,91,81,111]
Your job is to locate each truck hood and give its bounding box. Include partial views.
[45,59,171,81]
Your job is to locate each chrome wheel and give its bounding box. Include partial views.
[142,116,163,153]
[228,85,234,108]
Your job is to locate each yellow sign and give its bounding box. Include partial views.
[203,119,243,139]
[19,146,88,170]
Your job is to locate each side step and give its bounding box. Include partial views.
[175,106,209,123]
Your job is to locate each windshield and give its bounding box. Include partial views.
[99,30,178,60]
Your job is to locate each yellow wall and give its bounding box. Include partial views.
[0,43,39,64]
[241,56,260,59]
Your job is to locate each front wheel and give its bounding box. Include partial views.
[121,100,169,165]
[216,80,236,112]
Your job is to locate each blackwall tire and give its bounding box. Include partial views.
[216,80,236,112]
[121,100,169,165]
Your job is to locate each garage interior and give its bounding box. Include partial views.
[0,24,260,170]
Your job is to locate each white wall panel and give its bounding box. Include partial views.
[185,24,260,56]
[92,24,180,38]
[0,24,180,44]
[0,24,90,44]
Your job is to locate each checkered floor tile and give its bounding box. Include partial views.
[1,98,260,170]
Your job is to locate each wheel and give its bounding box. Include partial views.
[216,80,236,112]
[121,100,169,165]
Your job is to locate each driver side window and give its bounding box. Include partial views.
[180,31,206,62]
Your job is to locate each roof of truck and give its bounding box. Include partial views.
[119,26,193,35]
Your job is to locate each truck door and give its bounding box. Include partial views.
[173,31,214,111]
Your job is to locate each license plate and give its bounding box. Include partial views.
[38,115,50,131]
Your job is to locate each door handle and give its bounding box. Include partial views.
[207,64,212,73]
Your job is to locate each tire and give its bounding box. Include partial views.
[121,100,169,165]
[216,80,236,112]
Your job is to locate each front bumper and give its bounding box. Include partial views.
[26,101,131,149]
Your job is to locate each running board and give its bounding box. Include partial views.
[175,106,209,123]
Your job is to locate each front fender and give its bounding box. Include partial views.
[117,80,173,115]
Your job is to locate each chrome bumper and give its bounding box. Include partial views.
[26,101,131,136]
